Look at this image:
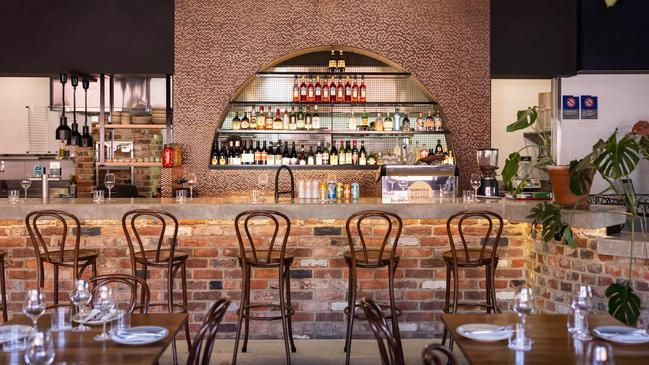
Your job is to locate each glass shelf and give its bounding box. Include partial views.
[255,71,411,77]
[216,129,450,135]
[228,101,436,107]
[208,164,381,171]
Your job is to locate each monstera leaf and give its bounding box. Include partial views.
[606,281,641,326]
[569,159,594,196]
[593,133,640,180]
[528,202,576,248]
[502,152,522,194]
[506,107,538,132]
[640,136,649,160]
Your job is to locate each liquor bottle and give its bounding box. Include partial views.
[336,77,345,102]
[261,141,268,164]
[393,108,401,131]
[322,142,330,165]
[329,77,337,103]
[241,112,250,130]
[345,141,352,165]
[351,140,359,165]
[257,106,265,130]
[344,76,352,103]
[292,75,300,103]
[227,141,234,165]
[417,112,426,131]
[315,142,323,165]
[275,141,283,165]
[247,141,255,165]
[239,141,247,165]
[348,111,357,130]
[359,141,367,165]
[359,76,367,103]
[401,112,410,131]
[447,150,455,165]
[322,76,330,102]
[290,142,298,165]
[289,107,297,130]
[425,110,434,131]
[300,76,307,103]
[419,142,429,159]
[329,50,337,73]
[250,106,257,130]
[435,139,444,155]
[211,141,218,165]
[233,140,241,165]
[433,111,443,131]
[297,105,305,130]
[298,145,307,165]
[351,76,359,102]
[283,109,290,130]
[374,112,384,131]
[312,105,320,130]
[305,105,313,130]
[337,50,346,73]
[330,141,339,165]
[338,140,346,165]
[384,112,393,131]
[254,141,262,165]
[265,106,274,130]
[267,142,275,166]
[231,112,241,130]
[282,141,290,165]
[273,108,283,130]
[307,77,315,103]
[315,76,322,102]
[359,108,369,131]
[307,146,315,165]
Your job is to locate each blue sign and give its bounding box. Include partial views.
[562,95,580,119]
[581,95,598,119]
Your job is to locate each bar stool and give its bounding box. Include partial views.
[122,209,191,365]
[232,210,296,365]
[361,297,405,365]
[0,250,7,322]
[344,210,403,365]
[441,211,504,348]
[25,210,99,307]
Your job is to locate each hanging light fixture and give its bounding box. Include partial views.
[69,75,81,146]
[80,79,93,148]
[55,73,71,143]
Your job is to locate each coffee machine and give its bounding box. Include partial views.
[477,148,499,197]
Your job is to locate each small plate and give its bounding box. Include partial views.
[0,325,32,343]
[111,326,168,346]
[457,323,512,342]
[72,309,122,325]
[593,325,649,344]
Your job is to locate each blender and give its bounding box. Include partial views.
[477,148,499,197]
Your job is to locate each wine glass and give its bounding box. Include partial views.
[470,173,482,196]
[397,179,409,202]
[573,284,594,341]
[24,330,55,365]
[20,177,32,200]
[104,173,116,200]
[257,172,269,190]
[585,342,615,365]
[23,289,46,330]
[93,285,115,342]
[186,172,197,199]
[70,279,92,332]
[508,287,534,351]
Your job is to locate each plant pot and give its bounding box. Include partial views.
[546,165,591,208]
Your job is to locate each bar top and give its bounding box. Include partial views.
[0,197,626,229]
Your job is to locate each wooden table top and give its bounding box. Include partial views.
[0,313,187,365]
[442,313,649,365]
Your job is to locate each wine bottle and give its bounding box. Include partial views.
[329,77,337,103]
[267,142,275,166]
[401,113,410,131]
[210,141,218,165]
[250,106,258,130]
[254,141,262,165]
[322,76,330,102]
[348,111,357,130]
[359,108,369,131]
[283,109,290,130]
[265,106,273,130]
[330,141,339,165]
[274,108,283,130]
[275,141,283,165]
[312,105,320,130]
[292,75,300,103]
[322,142,330,165]
[336,140,343,165]
[374,112,384,131]
[344,76,352,103]
[315,142,323,165]
[232,112,241,130]
[300,76,307,103]
[307,146,315,165]
[384,112,393,131]
[315,76,322,102]
[351,140,359,165]
[344,140,352,165]
[257,106,265,130]
[307,77,315,103]
[297,105,305,130]
[329,50,337,73]
[351,76,359,103]
[219,142,226,165]
[240,140,247,165]
[261,141,268,164]
[298,145,307,165]
[359,141,367,165]
[290,142,298,165]
[289,107,297,130]
[234,140,242,165]
[282,141,290,165]
[305,105,313,130]
[241,112,250,130]
[337,50,346,73]
[359,76,367,103]
[336,76,345,102]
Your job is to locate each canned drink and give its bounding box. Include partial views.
[336,182,343,200]
[351,183,360,199]
[319,182,327,201]
[343,184,351,200]
[327,182,337,200]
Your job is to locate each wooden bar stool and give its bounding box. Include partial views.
[122,209,190,365]
[0,250,7,322]
[25,210,99,307]
[361,297,405,365]
[441,210,504,348]
[232,210,296,365]
[343,210,403,365]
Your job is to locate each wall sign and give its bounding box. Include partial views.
[581,95,598,119]
[562,95,580,119]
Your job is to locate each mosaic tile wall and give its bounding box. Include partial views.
[171,0,491,197]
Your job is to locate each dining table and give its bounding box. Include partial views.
[442,313,649,365]
[0,312,188,365]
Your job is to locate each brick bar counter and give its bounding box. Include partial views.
[0,198,629,338]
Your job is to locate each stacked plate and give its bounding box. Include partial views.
[111,111,121,124]
[121,111,132,125]
[152,107,167,125]
[132,115,152,125]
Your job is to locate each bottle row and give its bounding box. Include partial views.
[328,50,347,73]
[292,74,368,104]
[228,107,446,132]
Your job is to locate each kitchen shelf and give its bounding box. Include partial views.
[217,129,330,135]
[228,101,436,107]
[101,162,162,167]
[216,129,450,136]
[94,124,167,130]
[256,71,411,77]
[208,165,381,171]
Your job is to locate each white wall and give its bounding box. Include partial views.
[491,79,552,174]
[0,78,50,154]
[558,74,649,194]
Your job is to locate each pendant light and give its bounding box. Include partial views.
[55,73,71,143]
[69,75,81,146]
[80,79,93,148]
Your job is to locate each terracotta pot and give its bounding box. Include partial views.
[545,165,591,208]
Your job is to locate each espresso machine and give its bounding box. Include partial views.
[477,148,499,197]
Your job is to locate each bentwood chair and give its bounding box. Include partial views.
[360,297,405,365]
[232,210,296,365]
[122,209,191,365]
[25,210,99,307]
[187,297,231,365]
[422,344,459,365]
[88,274,151,313]
[441,210,504,349]
[0,250,7,322]
[344,210,403,365]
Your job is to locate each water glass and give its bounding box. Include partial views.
[250,189,261,203]
[24,330,55,365]
[508,323,532,352]
[567,298,578,334]
[50,307,71,332]
[8,189,19,204]
[70,279,92,332]
[463,190,476,203]
[585,342,615,365]
[24,289,46,329]
[508,287,534,351]
[573,284,593,341]
[2,325,27,353]
[110,310,130,336]
[175,189,187,202]
[92,189,104,204]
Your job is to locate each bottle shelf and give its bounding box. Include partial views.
[216,129,451,136]
[255,71,411,77]
[228,101,436,107]
[101,162,162,167]
[217,129,329,135]
[93,124,167,130]
[208,164,381,171]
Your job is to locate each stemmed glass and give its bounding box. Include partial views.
[104,173,116,200]
[23,289,46,330]
[470,173,482,196]
[508,287,534,351]
[93,286,115,342]
[573,284,594,341]
[258,172,269,190]
[24,330,55,365]
[397,179,409,202]
[186,172,197,199]
[20,177,32,200]
[70,280,92,332]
